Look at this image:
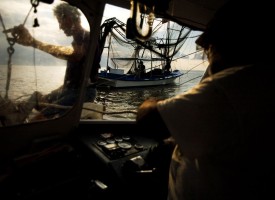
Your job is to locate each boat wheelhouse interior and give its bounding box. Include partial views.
[0,0,226,199]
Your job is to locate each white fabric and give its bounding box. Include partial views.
[157,63,275,200]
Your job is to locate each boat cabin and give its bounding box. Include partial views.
[0,0,231,199]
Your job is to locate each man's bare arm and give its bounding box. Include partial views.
[32,40,75,61]
[9,25,84,61]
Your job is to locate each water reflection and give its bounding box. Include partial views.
[96,70,204,120]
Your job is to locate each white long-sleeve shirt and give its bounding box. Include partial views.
[157,63,275,200]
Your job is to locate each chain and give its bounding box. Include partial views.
[0,13,18,99]
[31,0,39,13]
[5,36,17,99]
[0,2,37,99]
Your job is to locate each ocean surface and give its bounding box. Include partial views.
[96,69,206,120]
[0,59,208,120]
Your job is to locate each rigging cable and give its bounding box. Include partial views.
[173,59,208,87]
[31,0,40,99]
[32,29,38,96]
[38,102,137,115]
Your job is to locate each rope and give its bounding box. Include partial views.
[0,13,7,37]
[32,29,39,106]
[23,6,33,26]
[37,102,137,115]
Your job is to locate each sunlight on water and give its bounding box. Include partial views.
[0,65,66,101]
[97,69,206,120]
[97,59,208,120]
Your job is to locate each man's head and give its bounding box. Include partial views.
[196,0,274,66]
[53,3,81,36]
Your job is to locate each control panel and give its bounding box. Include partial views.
[94,132,146,160]
[78,131,171,199]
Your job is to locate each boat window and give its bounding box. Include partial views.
[0,0,90,127]
[89,3,208,121]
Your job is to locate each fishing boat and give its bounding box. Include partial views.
[97,16,191,88]
[98,58,183,88]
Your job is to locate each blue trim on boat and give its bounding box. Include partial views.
[98,70,183,82]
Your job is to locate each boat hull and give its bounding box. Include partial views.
[97,70,183,88]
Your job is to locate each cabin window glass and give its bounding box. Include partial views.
[0,0,90,127]
[90,4,208,121]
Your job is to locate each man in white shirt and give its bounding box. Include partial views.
[136,0,275,199]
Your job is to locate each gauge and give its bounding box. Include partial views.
[115,136,123,142]
[122,135,131,140]
[118,141,132,149]
[97,140,107,146]
[134,143,144,150]
[106,138,116,144]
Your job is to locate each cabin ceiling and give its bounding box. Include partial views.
[104,0,228,30]
[166,0,228,30]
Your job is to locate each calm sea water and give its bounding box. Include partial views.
[96,69,205,120]
[0,59,207,120]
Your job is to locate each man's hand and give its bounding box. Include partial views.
[5,25,35,46]
[136,97,159,122]
[136,98,171,141]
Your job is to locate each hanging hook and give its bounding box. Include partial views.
[31,0,39,13]
[30,0,40,27]
[33,18,40,27]
[126,0,155,41]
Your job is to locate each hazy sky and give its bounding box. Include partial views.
[0,0,130,64]
[0,0,85,65]
[0,0,200,66]
[103,4,130,23]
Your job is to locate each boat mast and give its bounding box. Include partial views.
[106,33,112,69]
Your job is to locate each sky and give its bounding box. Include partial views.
[0,0,131,65]
[102,4,130,24]
[0,0,201,66]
